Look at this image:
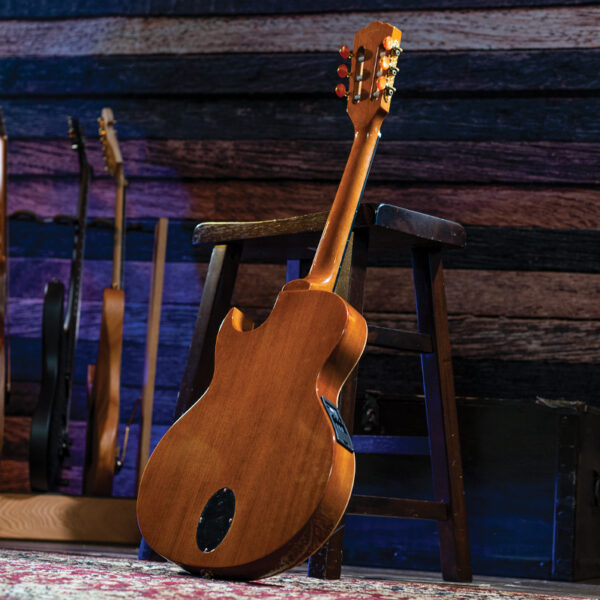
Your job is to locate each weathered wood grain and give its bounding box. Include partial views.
[1,51,599,95]
[0,9,599,56]
[2,98,600,141]
[9,218,201,263]
[0,1,592,19]
[6,379,177,425]
[7,219,600,273]
[9,141,600,185]
[9,302,600,368]
[364,268,600,319]
[358,355,600,403]
[0,459,28,492]
[8,257,207,304]
[236,310,600,364]
[1,416,29,460]
[10,337,188,389]
[13,260,600,323]
[449,227,600,274]
[7,179,600,228]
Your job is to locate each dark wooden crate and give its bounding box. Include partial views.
[345,393,600,581]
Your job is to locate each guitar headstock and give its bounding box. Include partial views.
[68,116,88,167]
[336,21,402,132]
[98,107,125,183]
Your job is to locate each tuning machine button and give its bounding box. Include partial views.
[383,35,403,56]
[339,44,352,60]
[379,55,391,70]
[376,76,388,91]
[335,83,349,98]
[337,64,350,78]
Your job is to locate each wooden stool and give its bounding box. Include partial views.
[176,202,471,582]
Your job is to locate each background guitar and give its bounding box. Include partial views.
[29,117,91,492]
[83,108,127,496]
[137,20,402,580]
[0,108,8,456]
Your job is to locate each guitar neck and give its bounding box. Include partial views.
[112,172,126,290]
[285,118,382,293]
[0,123,7,295]
[64,158,90,364]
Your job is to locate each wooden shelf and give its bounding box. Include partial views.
[0,494,140,545]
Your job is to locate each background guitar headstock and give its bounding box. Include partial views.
[336,21,402,132]
[98,107,126,185]
[68,116,89,169]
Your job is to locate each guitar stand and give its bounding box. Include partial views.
[177,202,471,582]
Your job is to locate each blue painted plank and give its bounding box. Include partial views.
[8,218,600,273]
[353,435,430,455]
[1,51,599,95]
[1,97,600,141]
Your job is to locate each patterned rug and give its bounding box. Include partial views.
[0,549,595,600]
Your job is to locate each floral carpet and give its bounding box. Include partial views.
[0,549,596,600]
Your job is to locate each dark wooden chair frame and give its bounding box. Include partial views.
[174,203,472,582]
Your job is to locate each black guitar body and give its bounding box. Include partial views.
[29,280,66,491]
[29,117,90,492]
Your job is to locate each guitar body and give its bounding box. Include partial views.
[84,288,124,496]
[29,117,91,492]
[138,20,401,580]
[137,289,367,579]
[30,280,65,491]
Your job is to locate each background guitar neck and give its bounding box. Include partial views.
[112,170,126,290]
[64,125,91,401]
[0,109,7,455]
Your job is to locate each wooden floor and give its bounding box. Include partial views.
[0,540,598,597]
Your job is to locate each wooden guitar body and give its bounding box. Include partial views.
[137,20,401,579]
[84,288,124,496]
[30,280,65,491]
[83,108,127,496]
[137,288,367,579]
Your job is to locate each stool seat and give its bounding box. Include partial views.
[193,203,465,262]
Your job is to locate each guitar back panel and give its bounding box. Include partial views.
[137,289,366,578]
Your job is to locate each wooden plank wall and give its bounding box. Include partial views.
[0,0,599,575]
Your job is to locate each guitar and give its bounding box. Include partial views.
[29,117,91,491]
[0,108,8,456]
[83,108,127,496]
[137,21,402,579]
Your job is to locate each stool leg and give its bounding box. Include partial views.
[412,248,472,582]
[308,230,368,579]
[174,243,241,419]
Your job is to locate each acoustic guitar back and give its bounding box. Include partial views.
[138,289,366,578]
[137,20,402,579]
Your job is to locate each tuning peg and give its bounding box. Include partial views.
[376,76,388,92]
[382,36,397,51]
[339,44,352,60]
[335,83,349,98]
[337,64,351,79]
[379,56,391,70]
